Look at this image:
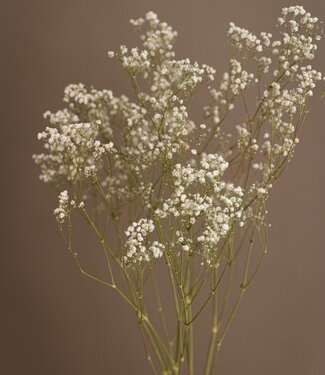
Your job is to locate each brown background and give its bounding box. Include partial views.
[1,0,325,374]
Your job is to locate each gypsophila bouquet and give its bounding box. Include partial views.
[33,6,324,374]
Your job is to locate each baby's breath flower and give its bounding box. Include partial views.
[123,219,165,265]
[54,190,70,223]
[34,8,324,366]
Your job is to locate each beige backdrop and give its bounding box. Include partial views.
[1,0,325,374]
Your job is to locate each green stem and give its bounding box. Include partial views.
[138,324,159,375]
[151,270,172,352]
[204,265,218,375]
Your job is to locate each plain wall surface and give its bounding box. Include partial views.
[1,0,325,374]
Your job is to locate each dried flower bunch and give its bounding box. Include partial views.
[34,6,324,374]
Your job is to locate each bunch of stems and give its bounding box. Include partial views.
[56,57,323,373]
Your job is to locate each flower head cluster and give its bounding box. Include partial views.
[130,11,178,60]
[204,59,255,126]
[155,154,243,263]
[54,190,70,223]
[63,84,114,137]
[33,10,325,372]
[34,122,114,184]
[277,6,322,60]
[123,218,165,265]
[34,6,324,270]
[228,22,265,53]
[236,124,258,154]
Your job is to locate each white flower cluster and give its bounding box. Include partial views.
[123,218,165,265]
[228,22,267,53]
[34,7,324,269]
[54,190,70,223]
[43,108,79,127]
[236,124,258,154]
[130,11,178,60]
[103,14,217,202]
[204,59,255,125]
[295,65,323,101]
[204,4,324,191]
[224,59,255,96]
[155,154,243,263]
[113,46,150,75]
[161,59,215,91]
[255,64,324,177]
[108,11,178,75]
[228,5,322,63]
[63,83,113,107]
[63,83,114,137]
[34,123,114,183]
[116,101,194,173]
[277,6,322,60]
